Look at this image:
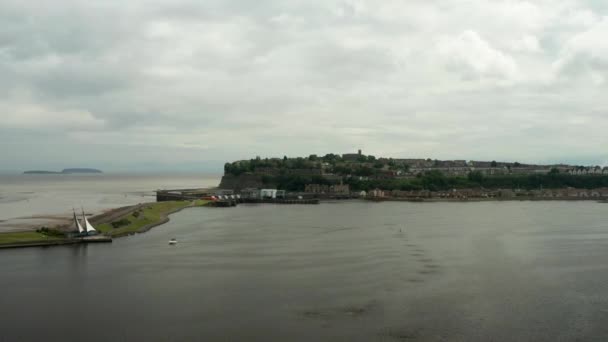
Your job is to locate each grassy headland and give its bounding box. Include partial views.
[95,200,209,237]
[0,200,209,247]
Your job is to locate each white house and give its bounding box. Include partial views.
[261,189,278,199]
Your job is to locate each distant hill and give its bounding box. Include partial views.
[23,170,62,174]
[61,168,103,174]
[23,168,103,175]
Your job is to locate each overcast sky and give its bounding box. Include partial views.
[1,0,608,172]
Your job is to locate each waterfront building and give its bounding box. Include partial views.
[369,188,385,198]
[330,184,350,195]
[342,149,363,162]
[240,188,261,199]
[305,184,329,194]
[305,183,350,195]
[261,189,278,199]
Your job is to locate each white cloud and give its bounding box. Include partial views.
[509,35,542,53]
[437,30,520,81]
[554,17,608,80]
[1,103,105,130]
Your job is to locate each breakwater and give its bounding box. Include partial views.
[156,189,207,202]
[0,235,111,249]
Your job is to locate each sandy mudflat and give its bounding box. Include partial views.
[0,173,220,233]
[0,217,72,233]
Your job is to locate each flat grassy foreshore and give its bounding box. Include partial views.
[0,200,209,248]
[96,200,209,238]
[0,231,63,245]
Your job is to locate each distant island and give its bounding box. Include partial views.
[24,168,103,175]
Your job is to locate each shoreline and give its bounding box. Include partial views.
[0,200,209,249]
[365,196,608,203]
[2,196,607,249]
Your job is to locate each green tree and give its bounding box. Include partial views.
[355,167,374,177]
[468,171,484,184]
[421,170,448,191]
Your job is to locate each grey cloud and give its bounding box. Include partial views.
[1,0,608,171]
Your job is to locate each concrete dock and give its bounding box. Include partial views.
[0,235,112,249]
[81,235,113,243]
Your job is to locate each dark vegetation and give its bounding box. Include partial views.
[35,227,65,237]
[343,172,608,192]
[111,218,131,228]
[225,155,608,192]
[224,154,407,176]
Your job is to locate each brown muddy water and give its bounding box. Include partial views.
[2,201,608,341]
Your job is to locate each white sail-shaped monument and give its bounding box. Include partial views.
[81,209,97,235]
[73,210,84,234]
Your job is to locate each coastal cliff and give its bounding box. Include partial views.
[219,173,266,191]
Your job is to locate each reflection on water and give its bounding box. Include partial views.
[2,201,608,341]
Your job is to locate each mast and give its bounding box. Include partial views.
[73,209,84,233]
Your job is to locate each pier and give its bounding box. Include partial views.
[156,188,320,207]
[0,235,112,249]
[81,235,113,243]
[156,189,208,202]
[208,200,239,207]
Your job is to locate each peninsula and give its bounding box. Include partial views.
[218,150,608,200]
[0,200,210,249]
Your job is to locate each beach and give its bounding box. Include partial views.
[0,173,220,233]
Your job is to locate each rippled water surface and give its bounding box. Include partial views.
[2,201,608,341]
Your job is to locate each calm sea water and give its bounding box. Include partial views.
[2,201,608,341]
[0,173,220,231]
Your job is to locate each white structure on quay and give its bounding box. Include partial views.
[240,188,286,199]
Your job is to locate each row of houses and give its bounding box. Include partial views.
[368,188,608,199]
[304,184,350,195]
[566,167,608,175]
[404,166,608,177]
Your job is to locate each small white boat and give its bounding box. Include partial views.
[169,238,177,245]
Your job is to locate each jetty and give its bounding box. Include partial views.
[156,188,210,202]
[0,235,111,249]
[156,188,320,206]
